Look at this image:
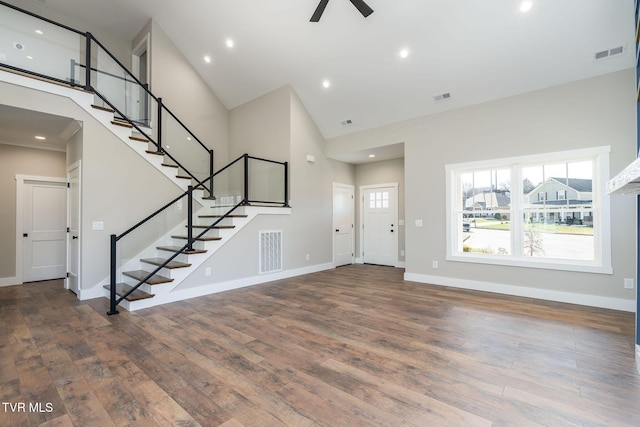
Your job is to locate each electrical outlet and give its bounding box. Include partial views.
[205,267,211,277]
[432,261,438,269]
[624,278,634,289]
[400,250,405,257]
[305,254,310,261]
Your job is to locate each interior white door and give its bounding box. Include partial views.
[22,179,67,282]
[333,183,354,266]
[362,185,397,266]
[67,163,81,294]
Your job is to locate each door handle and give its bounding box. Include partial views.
[335,229,339,232]
[23,233,28,237]
[72,235,78,240]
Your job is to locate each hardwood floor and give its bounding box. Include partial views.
[1,264,639,426]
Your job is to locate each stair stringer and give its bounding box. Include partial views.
[104,205,291,311]
[0,70,211,206]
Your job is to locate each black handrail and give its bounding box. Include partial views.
[108,154,289,313]
[0,0,214,189]
[87,35,210,154]
[0,1,84,35]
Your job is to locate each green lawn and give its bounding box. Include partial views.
[471,220,593,235]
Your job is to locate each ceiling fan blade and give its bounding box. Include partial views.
[310,0,330,22]
[348,0,373,18]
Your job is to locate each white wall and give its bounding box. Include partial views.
[177,85,355,289]
[326,70,637,308]
[136,20,229,169]
[0,78,184,295]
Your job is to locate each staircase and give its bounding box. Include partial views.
[0,1,290,313]
[89,105,290,312]
[103,206,257,311]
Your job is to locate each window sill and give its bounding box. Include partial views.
[446,253,613,275]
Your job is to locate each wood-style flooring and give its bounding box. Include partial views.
[1,264,639,426]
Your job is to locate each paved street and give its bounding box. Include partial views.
[464,227,594,260]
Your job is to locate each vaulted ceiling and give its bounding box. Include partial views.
[3,0,635,147]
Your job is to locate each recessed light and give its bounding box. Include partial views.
[368,154,376,158]
[225,38,234,48]
[26,55,34,60]
[399,48,410,59]
[519,1,532,12]
[34,29,43,35]
[322,79,331,89]
[203,55,212,63]
[35,135,46,140]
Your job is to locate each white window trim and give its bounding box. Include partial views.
[445,146,612,275]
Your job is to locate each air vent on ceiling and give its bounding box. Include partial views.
[340,119,353,127]
[594,44,626,61]
[433,92,452,103]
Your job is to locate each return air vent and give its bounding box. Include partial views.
[259,230,282,274]
[433,92,452,103]
[594,44,626,61]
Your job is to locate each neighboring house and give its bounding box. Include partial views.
[525,177,593,225]
[463,190,511,217]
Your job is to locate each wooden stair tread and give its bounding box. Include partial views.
[176,175,191,179]
[129,136,148,142]
[157,246,207,255]
[199,214,247,218]
[111,120,133,128]
[146,150,164,156]
[103,283,154,301]
[91,104,115,113]
[140,258,191,269]
[189,225,235,229]
[161,163,179,168]
[171,235,222,241]
[122,270,174,285]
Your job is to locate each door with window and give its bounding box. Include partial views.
[362,184,398,266]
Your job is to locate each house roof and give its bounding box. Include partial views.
[11,0,633,141]
[549,177,592,192]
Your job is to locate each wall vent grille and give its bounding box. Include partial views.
[433,92,452,102]
[259,230,283,274]
[594,44,625,61]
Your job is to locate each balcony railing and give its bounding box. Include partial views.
[0,0,214,193]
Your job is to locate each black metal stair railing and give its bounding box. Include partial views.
[0,0,215,195]
[108,154,289,315]
[0,2,291,313]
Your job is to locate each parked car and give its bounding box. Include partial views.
[463,222,471,232]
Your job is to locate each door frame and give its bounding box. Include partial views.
[66,161,82,292]
[15,174,67,285]
[333,183,355,266]
[359,183,399,267]
[132,34,151,125]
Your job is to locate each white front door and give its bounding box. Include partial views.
[362,184,398,266]
[67,162,81,294]
[333,183,354,266]
[21,178,67,282]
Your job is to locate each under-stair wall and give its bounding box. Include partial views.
[0,72,184,298]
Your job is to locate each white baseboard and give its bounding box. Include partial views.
[78,284,108,301]
[404,272,636,312]
[0,277,19,287]
[636,345,640,374]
